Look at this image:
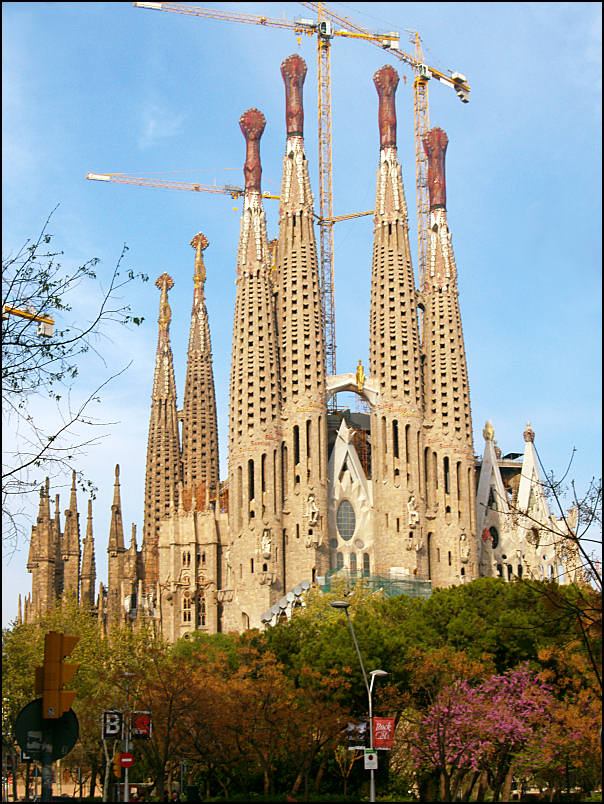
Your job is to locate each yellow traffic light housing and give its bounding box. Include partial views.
[113,752,123,778]
[35,631,79,719]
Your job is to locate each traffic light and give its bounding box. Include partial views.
[113,752,122,778]
[35,631,79,719]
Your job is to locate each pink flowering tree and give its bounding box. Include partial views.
[410,664,555,802]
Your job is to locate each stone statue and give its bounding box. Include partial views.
[261,528,272,559]
[407,494,420,527]
[306,493,319,526]
[459,532,470,563]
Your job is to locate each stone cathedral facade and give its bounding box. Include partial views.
[21,57,583,638]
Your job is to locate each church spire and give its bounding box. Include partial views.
[108,464,125,553]
[143,273,182,588]
[180,233,220,504]
[227,106,283,629]
[62,471,81,601]
[80,497,96,608]
[421,126,477,585]
[276,54,328,581]
[107,464,126,623]
[369,65,425,578]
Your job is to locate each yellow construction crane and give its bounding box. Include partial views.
[301,3,469,289]
[2,305,54,337]
[132,1,469,378]
[85,172,370,224]
[86,172,280,200]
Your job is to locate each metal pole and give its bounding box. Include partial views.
[41,730,53,802]
[124,678,130,804]
[369,674,376,803]
[344,608,375,803]
[343,609,370,693]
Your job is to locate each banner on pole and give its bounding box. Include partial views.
[373,717,396,749]
[132,711,152,740]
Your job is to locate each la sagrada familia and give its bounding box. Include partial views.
[21,56,583,639]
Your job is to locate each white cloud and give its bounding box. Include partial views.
[138,103,186,149]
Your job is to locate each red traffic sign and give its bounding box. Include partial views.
[120,752,134,768]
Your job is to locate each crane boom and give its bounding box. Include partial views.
[86,172,279,199]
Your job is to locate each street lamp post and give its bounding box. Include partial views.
[120,672,136,804]
[331,600,388,803]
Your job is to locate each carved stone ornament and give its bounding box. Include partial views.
[407,494,420,528]
[281,53,307,136]
[373,65,399,149]
[156,272,174,328]
[306,493,319,526]
[190,232,209,286]
[423,127,448,210]
[261,528,272,559]
[259,569,276,586]
[523,421,535,443]
[239,108,266,192]
[459,532,470,563]
[482,420,495,441]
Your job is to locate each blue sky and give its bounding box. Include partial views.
[2,2,601,626]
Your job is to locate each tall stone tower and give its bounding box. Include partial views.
[26,480,56,621]
[226,108,284,631]
[107,464,126,623]
[80,498,96,608]
[62,471,81,601]
[180,234,220,504]
[276,54,329,588]
[369,65,425,575]
[156,235,225,642]
[142,273,182,588]
[421,127,477,584]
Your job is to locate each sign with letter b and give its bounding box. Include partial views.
[102,710,123,740]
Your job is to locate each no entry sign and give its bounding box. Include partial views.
[120,752,134,768]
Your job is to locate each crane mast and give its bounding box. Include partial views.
[316,5,336,383]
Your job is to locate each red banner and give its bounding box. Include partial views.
[373,717,396,749]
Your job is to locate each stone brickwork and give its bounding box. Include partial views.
[421,127,477,585]
[368,65,426,579]
[276,54,330,591]
[225,108,284,632]
[142,274,182,588]
[180,234,220,502]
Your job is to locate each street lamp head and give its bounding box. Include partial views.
[330,600,351,609]
[370,669,388,677]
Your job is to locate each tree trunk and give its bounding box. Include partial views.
[313,755,327,794]
[474,771,488,802]
[501,765,514,802]
[462,770,479,801]
[441,770,454,802]
[291,769,303,796]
